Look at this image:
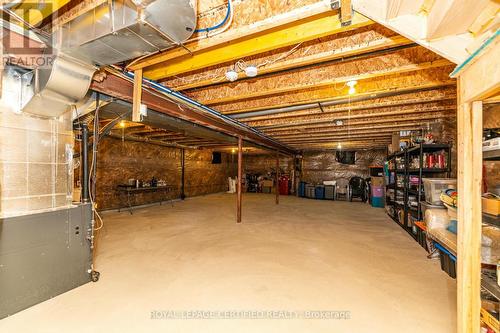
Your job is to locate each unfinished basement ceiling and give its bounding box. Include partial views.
[17,0,498,152]
[122,0,471,151]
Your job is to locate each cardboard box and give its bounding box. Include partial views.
[483,196,500,216]
[262,180,274,187]
[371,177,385,187]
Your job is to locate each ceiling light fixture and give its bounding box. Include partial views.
[334,119,343,126]
[119,120,126,128]
[244,65,258,77]
[337,142,342,150]
[225,69,238,82]
[347,80,357,95]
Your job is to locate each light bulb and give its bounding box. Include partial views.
[119,120,126,128]
[337,142,342,150]
[244,66,258,77]
[231,148,236,154]
[346,80,357,95]
[225,70,238,82]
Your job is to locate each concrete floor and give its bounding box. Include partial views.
[0,193,456,332]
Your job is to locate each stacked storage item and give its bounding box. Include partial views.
[323,180,336,200]
[298,181,306,198]
[371,177,385,208]
[414,221,429,251]
[279,176,289,195]
[262,179,273,193]
[324,186,335,200]
[305,184,315,198]
[422,178,457,205]
[434,242,457,278]
[315,185,325,200]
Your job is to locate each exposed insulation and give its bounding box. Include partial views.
[95,137,236,210]
[302,149,385,183]
[244,155,294,175]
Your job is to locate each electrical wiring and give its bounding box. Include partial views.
[88,100,104,232]
[185,0,234,43]
[194,0,231,33]
[171,39,314,87]
[125,0,234,71]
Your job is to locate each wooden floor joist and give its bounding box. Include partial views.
[260,112,455,134]
[201,59,451,106]
[223,82,456,114]
[237,93,456,122]
[255,106,456,129]
[140,12,372,80]
[173,36,413,91]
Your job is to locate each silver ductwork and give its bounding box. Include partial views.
[58,0,197,66]
[22,56,96,117]
[21,0,196,118]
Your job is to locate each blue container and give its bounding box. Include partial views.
[298,182,306,197]
[315,185,325,200]
[371,197,384,208]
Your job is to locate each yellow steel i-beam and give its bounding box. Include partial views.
[142,12,372,80]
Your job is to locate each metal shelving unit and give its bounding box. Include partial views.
[386,144,452,238]
[482,270,500,300]
[407,144,452,222]
[481,142,500,333]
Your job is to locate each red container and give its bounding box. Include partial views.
[279,176,289,195]
[427,154,435,168]
[437,154,445,168]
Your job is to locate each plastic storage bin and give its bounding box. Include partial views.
[371,185,384,198]
[434,242,456,278]
[420,201,446,216]
[371,197,384,208]
[298,182,306,197]
[315,185,325,200]
[422,178,457,205]
[324,185,335,200]
[305,185,315,198]
[414,222,428,251]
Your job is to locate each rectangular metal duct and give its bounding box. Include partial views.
[58,0,197,66]
[21,0,197,117]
